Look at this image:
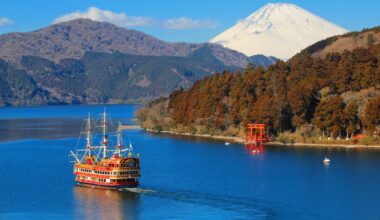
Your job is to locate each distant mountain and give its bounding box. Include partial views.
[210,3,348,59]
[249,55,278,67]
[0,47,241,106]
[0,19,249,68]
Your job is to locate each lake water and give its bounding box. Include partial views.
[0,104,379,219]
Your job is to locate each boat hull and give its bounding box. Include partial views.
[76,181,138,190]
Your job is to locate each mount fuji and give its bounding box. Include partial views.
[210,3,348,60]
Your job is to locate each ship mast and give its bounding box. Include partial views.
[102,108,108,159]
[86,113,92,157]
[117,122,122,157]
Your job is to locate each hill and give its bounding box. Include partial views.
[0,46,241,106]
[299,26,380,58]
[249,55,278,67]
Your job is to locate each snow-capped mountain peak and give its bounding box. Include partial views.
[210,3,348,60]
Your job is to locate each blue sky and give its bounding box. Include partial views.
[0,0,378,42]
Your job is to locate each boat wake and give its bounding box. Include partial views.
[121,187,156,194]
[124,187,278,219]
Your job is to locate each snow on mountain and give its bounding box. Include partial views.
[210,3,348,60]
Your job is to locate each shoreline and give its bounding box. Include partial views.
[145,129,380,149]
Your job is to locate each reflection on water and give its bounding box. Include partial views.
[74,186,140,220]
[0,117,134,143]
[0,118,83,142]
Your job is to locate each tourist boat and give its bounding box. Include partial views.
[323,157,331,165]
[69,110,140,190]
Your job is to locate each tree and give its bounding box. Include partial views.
[313,96,346,137]
[343,101,360,137]
[367,34,376,47]
[363,95,380,132]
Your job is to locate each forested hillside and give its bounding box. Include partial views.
[137,27,380,143]
[0,48,240,106]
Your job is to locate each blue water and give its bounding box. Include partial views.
[0,104,379,219]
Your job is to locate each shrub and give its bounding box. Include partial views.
[359,136,380,145]
[276,132,296,144]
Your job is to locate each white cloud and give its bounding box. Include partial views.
[53,7,219,30]
[0,17,14,26]
[163,17,219,30]
[53,7,155,27]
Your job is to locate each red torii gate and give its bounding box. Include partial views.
[245,123,269,153]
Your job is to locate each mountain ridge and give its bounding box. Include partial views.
[0,18,249,68]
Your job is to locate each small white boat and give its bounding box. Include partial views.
[225,142,230,146]
[323,157,331,164]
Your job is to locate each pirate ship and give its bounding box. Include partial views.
[70,110,140,190]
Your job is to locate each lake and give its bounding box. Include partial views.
[0,104,379,219]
